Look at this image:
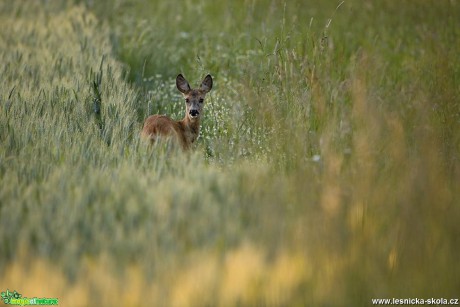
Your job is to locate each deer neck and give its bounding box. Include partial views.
[179,116,201,144]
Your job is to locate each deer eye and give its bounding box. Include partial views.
[199,98,204,103]
[185,98,190,103]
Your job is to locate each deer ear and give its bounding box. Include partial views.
[176,74,191,94]
[200,74,213,93]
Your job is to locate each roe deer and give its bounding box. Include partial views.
[141,74,213,150]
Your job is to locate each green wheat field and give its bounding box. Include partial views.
[1,0,459,305]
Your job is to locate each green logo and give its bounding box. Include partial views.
[1,290,58,306]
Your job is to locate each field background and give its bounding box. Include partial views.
[1,0,459,305]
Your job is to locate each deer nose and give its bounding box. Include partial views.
[189,110,199,117]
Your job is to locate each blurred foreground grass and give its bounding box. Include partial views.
[0,0,459,305]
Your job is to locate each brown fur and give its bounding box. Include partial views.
[141,74,213,150]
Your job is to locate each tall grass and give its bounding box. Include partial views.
[1,0,459,305]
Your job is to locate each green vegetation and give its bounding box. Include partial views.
[1,0,459,305]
